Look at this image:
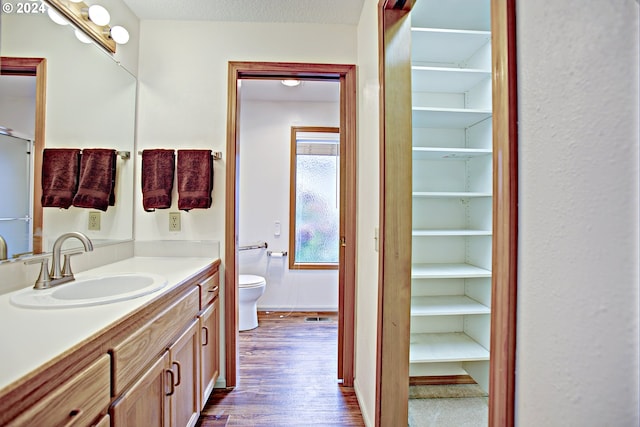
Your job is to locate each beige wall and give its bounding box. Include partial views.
[516,1,639,425]
[353,0,381,425]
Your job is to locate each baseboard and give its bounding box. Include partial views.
[257,306,339,312]
[409,375,476,386]
[353,377,373,427]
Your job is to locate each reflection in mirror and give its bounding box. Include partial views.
[0,10,136,262]
[0,131,33,259]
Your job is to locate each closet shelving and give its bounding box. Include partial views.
[409,0,492,391]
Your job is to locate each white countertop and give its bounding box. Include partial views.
[0,256,215,393]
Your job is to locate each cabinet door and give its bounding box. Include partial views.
[7,354,110,427]
[111,351,171,427]
[169,319,201,427]
[199,298,220,407]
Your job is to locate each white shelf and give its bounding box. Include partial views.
[411,28,491,65]
[412,107,491,128]
[412,147,492,160]
[411,296,490,316]
[410,0,490,32]
[410,332,490,363]
[413,191,491,198]
[411,263,491,278]
[412,66,490,93]
[413,229,492,237]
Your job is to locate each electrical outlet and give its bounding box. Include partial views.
[169,212,181,231]
[88,212,101,231]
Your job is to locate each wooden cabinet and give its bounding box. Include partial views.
[110,265,220,427]
[409,0,492,391]
[7,354,111,427]
[0,259,221,427]
[199,297,220,407]
[169,320,201,427]
[111,351,172,427]
[112,287,200,396]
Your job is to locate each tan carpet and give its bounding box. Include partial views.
[408,384,488,427]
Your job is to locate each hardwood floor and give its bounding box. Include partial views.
[199,312,365,427]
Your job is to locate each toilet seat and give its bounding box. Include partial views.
[239,274,266,289]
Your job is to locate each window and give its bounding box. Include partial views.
[289,127,340,270]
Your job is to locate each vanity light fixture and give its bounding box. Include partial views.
[108,25,130,45]
[43,0,129,54]
[85,4,110,26]
[47,7,68,25]
[74,28,93,44]
[281,79,302,87]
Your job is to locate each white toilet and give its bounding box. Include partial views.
[238,274,266,331]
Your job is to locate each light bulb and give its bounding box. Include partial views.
[74,29,92,44]
[47,7,68,25]
[110,26,129,44]
[281,79,301,87]
[88,5,110,26]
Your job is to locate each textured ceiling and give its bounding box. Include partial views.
[121,0,365,24]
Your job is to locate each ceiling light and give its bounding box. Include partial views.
[87,4,110,26]
[281,79,301,87]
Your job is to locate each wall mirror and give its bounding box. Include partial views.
[0,10,136,261]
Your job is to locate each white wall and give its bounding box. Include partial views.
[238,99,339,311]
[136,18,358,386]
[353,0,381,425]
[516,1,639,425]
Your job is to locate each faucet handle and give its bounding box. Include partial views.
[24,257,52,289]
[61,251,85,278]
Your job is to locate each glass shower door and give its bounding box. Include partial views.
[0,132,33,259]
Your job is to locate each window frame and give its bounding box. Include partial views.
[288,126,340,270]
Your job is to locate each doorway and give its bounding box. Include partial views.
[225,62,357,388]
[375,0,518,425]
[0,57,46,255]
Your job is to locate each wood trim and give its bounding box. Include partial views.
[375,4,413,426]
[409,375,476,386]
[489,0,519,425]
[225,62,357,389]
[382,0,416,11]
[288,126,341,271]
[225,63,241,388]
[341,67,358,387]
[0,57,45,254]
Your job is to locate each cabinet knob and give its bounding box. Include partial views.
[62,409,83,427]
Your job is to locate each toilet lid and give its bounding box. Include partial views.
[239,274,265,288]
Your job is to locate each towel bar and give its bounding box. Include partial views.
[137,150,223,160]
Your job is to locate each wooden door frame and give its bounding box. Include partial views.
[225,61,357,388]
[0,57,46,254]
[375,0,519,425]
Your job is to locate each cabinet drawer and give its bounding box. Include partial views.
[8,354,110,427]
[199,272,219,308]
[112,287,199,395]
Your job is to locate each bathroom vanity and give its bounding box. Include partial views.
[0,256,221,427]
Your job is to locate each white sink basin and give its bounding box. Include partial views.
[10,273,168,309]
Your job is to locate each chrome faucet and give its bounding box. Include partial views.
[26,232,94,289]
[51,232,94,281]
[0,235,6,261]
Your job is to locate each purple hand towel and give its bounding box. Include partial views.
[41,148,81,209]
[72,149,116,211]
[177,149,213,211]
[142,149,175,211]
